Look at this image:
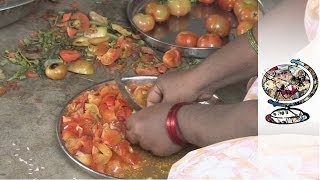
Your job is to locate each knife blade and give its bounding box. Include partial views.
[114,71,142,111]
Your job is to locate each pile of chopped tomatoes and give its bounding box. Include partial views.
[61,83,151,177]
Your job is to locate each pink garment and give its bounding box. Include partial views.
[168,135,319,179]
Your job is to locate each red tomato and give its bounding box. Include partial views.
[162,48,182,68]
[205,14,231,38]
[234,0,258,22]
[197,34,222,48]
[199,0,215,4]
[132,13,155,32]
[217,0,236,11]
[152,4,171,22]
[236,20,254,35]
[168,0,191,17]
[175,31,199,47]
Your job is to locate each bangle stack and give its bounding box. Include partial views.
[246,29,258,54]
[166,102,190,146]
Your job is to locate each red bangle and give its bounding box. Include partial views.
[166,102,190,146]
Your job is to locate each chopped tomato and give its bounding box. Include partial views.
[100,48,121,65]
[71,12,90,32]
[63,122,83,137]
[113,141,141,167]
[101,95,116,108]
[59,50,81,63]
[64,136,82,154]
[62,12,72,22]
[105,154,129,177]
[99,85,119,97]
[80,136,94,154]
[66,27,78,38]
[101,128,122,146]
[109,121,126,134]
[140,53,155,64]
[162,48,182,68]
[101,109,117,124]
[94,43,109,56]
[115,106,133,121]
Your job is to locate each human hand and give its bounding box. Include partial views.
[147,69,215,106]
[126,103,183,156]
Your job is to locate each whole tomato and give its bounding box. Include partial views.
[153,4,171,22]
[234,0,258,22]
[205,14,231,37]
[197,34,222,48]
[168,0,191,17]
[175,31,199,47]
[236,20,254,35]
[199,0,215,4]
[217,0,236,11]
[162,48,182,68]
[145,2,157,15]
[133,13,155,32]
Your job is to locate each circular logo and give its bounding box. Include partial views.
[262,65,311,102]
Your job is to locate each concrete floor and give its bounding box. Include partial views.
[0,0,247,178]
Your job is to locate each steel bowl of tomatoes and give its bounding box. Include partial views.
[127,0,263,58]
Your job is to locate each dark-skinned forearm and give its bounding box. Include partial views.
[177,100,258,147]
[190,27,258,93]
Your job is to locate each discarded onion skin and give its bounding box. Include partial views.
[67,59,95,75]
[45,63,68,80]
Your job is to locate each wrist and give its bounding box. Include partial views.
[166,102,191,146]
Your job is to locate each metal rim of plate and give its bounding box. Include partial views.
[56,76,157,179]
[0,0,40,28]
[127,0,265,59]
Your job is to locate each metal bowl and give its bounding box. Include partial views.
[127,0,264,58]
[56,76,221,178]
[0,0,40,29]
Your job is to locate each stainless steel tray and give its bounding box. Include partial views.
[127,0,264,58]
[0,0,40,28]
[56,76,221,178]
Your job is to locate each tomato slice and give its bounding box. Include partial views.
[71,12,90,32]
[60,50,81,63]
[100,48,121,65]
